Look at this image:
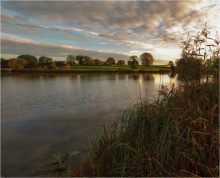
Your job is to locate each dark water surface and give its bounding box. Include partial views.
[1,73,176,176]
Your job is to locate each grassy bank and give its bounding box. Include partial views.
[77,77,219,177]
[0,65,171,73]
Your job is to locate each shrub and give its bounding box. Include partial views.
[63,64,71,70]
[47,63,57,69]
[176,57,203,80]
[7,58,27,69]
[94,59,105,66]
[16,64,25,69]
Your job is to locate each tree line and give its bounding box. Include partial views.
[0,52,155,69]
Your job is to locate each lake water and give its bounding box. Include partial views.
[1,73,176,176]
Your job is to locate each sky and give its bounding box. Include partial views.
[1,0,220,64]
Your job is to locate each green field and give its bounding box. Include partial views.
[69,65,169,70]
[1,65,171,73]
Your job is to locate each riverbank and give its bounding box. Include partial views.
[0,65,171,73]
[77,76,219,176]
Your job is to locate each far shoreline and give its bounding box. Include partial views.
[0,68,171,74]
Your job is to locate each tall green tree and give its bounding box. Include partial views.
[117,60,126,66]
[38,56,53,66]
[106,57,116,65]
[140,53,154,66]
[168,61,175,72]
[128,56,139,69]
[66,55,76,66]
[1,58,8,68]
[18,54,38,68]
[76,55,85,65]
[84,56,95,65]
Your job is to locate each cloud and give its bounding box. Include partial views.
[99,33,130,41]
[4,1,216,38]
[1,13,99,37]
[1,14,16,25]
[1,0,219,60]
[1,1,208,34]
[1,35,130,60]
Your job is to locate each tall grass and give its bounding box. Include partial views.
[79,77,219,177]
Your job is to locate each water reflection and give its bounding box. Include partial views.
[142,73,155,81]
[169,72,176,78]
[128,73,140,80]
[2,107,117,176]
[154,74,175,85]
[1,73,177,176]
[117,74,126,80]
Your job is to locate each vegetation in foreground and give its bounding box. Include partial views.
[78,77,219,177]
